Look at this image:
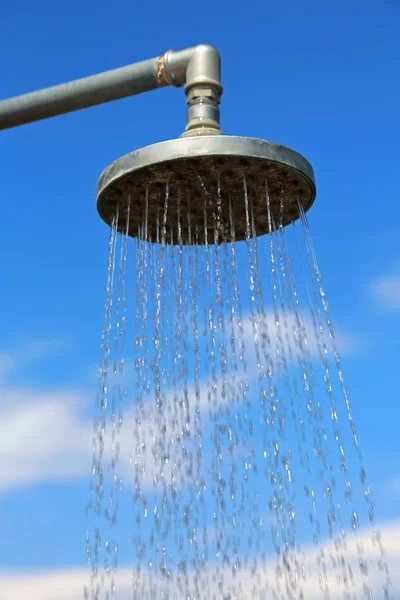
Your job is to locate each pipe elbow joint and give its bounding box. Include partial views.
[161,44,222,94]
[161,44,223,134]
[185,44,222,95]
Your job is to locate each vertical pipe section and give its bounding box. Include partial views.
[0,57,164,130]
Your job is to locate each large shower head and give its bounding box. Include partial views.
[96,134,316,245]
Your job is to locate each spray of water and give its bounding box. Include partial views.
[85,181,393,600]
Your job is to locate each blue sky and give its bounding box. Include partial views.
[1,0,400,598]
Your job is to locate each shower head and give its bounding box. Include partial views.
[96,134,316,245]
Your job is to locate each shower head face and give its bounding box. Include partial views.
[96,135,316,244]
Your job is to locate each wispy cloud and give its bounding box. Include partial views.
[0,388,92,494]
[0,335,95,494]
[0,336,71,384]
[371,271,400,310]
[0,372,237,495]
[0,520,398,599]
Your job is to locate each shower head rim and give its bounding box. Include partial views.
[97,135,316,199]
[96,135,316,244]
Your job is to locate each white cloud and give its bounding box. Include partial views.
[0,388,92,494]
[0,335,96,494]
[0,374,229,495]
[371,273,400,310]
[0,520,398,599]
[0,376,220,495]
[0,337,71,384]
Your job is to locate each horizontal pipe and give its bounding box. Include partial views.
[0,57,165,130]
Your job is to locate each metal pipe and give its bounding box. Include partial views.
[0,44,222,133]
[0,57,163,130]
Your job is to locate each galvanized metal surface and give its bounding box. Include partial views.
[163,45,222,132]
[0,44,222,133]
[0,58,162,130]
[97,135,316,244]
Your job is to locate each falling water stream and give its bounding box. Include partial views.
[85,180,393,600]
